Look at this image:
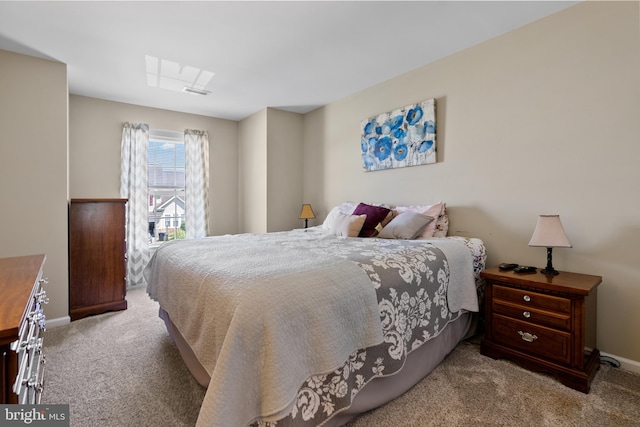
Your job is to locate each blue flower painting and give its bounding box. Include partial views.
[360,99,436,171]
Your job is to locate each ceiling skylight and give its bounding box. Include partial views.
[145,55,214,95]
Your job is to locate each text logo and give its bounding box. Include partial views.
[1,405,69,426]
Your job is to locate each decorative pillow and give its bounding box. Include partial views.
[352,203,392,237]
[378,212,435,240]
[322,202,358,229]
[395,201,445,238]
[380,209,397,228]
[432,205,449,237]
[331,213,367,237]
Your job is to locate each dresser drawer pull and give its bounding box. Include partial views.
[13,352,29,395]
[36,289,49,305]
[523,311,531,318]
[523,295,531,302]
[518,331,538,342]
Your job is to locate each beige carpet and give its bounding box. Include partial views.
[43,288,640,426]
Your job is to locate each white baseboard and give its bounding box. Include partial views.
[601,351,640,374]
[46,316,70,329]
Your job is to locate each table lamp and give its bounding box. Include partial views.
[528,214,572,275]
[299,204,316,229]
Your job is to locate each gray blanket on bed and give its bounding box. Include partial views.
[145,231,384,427]
[434,238,479,313]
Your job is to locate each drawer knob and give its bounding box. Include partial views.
[523,295,531,302]
[523,311,531,318]
[518,331,538,342]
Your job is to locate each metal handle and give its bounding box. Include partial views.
[518,331,538,343]
[523,311,531,318]
[13,353,29,395]
[33,310,46,331]
[523,295,531,302]
[36,290,49,305]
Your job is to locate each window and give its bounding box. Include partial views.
[148,129,185,244]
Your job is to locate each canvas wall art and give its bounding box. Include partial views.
[361,98,436,171]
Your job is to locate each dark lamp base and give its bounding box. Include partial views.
[541,247,560,275]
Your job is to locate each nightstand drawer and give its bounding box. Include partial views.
[493,284,571,314]
[493,299,571,331]
[481,266,602,393]
[492,314,571,364]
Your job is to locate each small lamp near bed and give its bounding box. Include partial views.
[528,214,572,275]
[299,204,316,229]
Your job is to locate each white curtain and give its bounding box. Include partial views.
[120,122,149,287]
[184,129,210,239]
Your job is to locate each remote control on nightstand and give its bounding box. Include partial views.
[514,266,536,273]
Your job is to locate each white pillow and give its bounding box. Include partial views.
[337,201,357,214]
[331,213,367,237]
[322,206,341,229]
[322,202,357,229]
[378,212,434,240]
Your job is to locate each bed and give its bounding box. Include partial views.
[144,202,486,427]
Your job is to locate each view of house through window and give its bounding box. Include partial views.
[148,130,185,244]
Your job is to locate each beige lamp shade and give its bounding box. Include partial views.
[528,215,572,248]
[299,204,316,220]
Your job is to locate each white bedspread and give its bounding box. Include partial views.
[145,233,384,427]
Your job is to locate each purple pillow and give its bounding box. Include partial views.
[352,203,392,237]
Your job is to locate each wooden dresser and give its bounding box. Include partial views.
[69,199,128,321]
[0,254,47,404]
[480,266,601,393]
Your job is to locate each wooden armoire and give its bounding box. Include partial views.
[69,199,128,321]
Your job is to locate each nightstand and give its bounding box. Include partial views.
[480,266,602,393]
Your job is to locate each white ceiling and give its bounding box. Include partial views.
[0,1,577,121]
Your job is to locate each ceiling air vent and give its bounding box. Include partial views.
[183,86,211,96]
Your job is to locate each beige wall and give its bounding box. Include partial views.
[238,109,268,233]
[0,50,69,320]
[304,2,640,365]
[239,107,304,232]
[266,108,304,231]
[69,95,239,236]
